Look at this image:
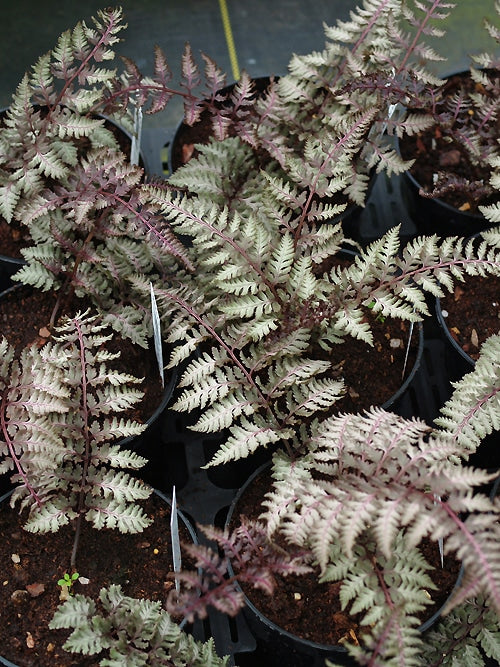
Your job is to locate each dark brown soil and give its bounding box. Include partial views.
[313,253,420,413]
[439,274,500,361]
[0,284,166,425]
[320,316,419,413]
[399,73,499,214]
[0,491,194,666]
[231,470,461,648]
[0,218,30,259]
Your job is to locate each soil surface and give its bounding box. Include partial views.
[398,72,499,214]
[318,316,420,414]
[0,491,193,666]
[231,469,461,649]
[438,274,500,361]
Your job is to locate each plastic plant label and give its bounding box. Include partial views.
[130,103,143,166]
[170,486,182,593]
[150,282,164,387]
[401,321,414,379]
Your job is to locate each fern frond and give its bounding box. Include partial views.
[50,584,230,665]
[206,416,287,467]
[435,334,500,455]
[190,389,255,433]
[86,498,152,533]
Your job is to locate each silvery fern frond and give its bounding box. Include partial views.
[2,312,152,566]
[435,334,500,455]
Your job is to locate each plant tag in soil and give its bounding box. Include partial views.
[401,321,414,379]
[131,103,143,166]
[170,486,182,592]
[150,282,164,387]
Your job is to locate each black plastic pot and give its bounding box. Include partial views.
[0,254,25,293]
[435,294,475,382]
[225,462,464,667]
[399,164,491,238]
[0,486,197,667]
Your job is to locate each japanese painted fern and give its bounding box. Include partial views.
[0,311,151,570]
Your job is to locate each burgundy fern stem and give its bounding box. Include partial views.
[295,108,375,243]
[162,290,296,457]
[452,387,500,442]
[104,190,196,272]
[152,191,282,299]
[48,11,122,116]
[395,0,453,75]
[323,0,395,92]
[366,557,404,667]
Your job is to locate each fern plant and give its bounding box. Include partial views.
[50,584,229,666]
[135,143,500,466]
[339,0,500,215]
[0,310,152,570]
[12,145,190,346]
[164,334,500,666]
[245,0,456,208]
[0,6,259,344]
[0,6,239,228]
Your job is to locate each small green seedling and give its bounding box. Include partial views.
[58,572,79,596]
[367,300,386,323]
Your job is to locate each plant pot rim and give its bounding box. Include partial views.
[0,253,25,267]
[226,461,464,653]
[333,246,425,411]
[435,295,475,368]
[383,320,424,410]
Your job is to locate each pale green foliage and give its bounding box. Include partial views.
[50,584,229,666]
[251,0,453,204]
[480,156,500,222]
[0,7,192,345]
[12,147,185,347]
[0,338,69,478]
[1,312,152,538]
[0,8,127,224]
